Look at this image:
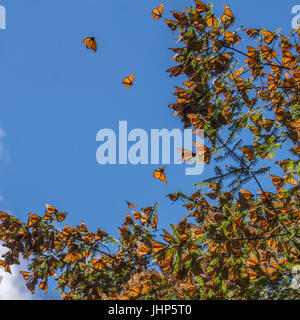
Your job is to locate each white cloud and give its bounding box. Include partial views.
[0,244,35,300]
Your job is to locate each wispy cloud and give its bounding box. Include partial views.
[0,126,8,162]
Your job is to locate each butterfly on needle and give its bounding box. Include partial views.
[152,3,164,20]
[122,73,135,88]
[82,36,98,52]
[153,166,167,184]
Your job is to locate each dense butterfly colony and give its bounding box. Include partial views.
[0,1,299,300]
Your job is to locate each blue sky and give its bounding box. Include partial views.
[0,0,298,299]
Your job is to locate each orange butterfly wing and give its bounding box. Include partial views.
[82,37,97,52]
[263,30,276,45]
[178,148,196,162]
[221,4,234,26]
[126,201,136,209]
[152,3,164,20]
[206,13,217,27]
[195,1,208,13]
[122,73,135,88]
[153,167,167,184]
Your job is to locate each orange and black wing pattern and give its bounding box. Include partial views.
[152,3,164,20]
[82,37,97,52]
[153,166,167,184]
[122,73,135,88]
[178,148,196,162]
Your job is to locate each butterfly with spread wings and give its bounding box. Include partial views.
[82,37,98,52]
[126,201,136,209]
[122,73,135,88]
[178,148,196,162]
[152,3,164,20]
[153,166,167,184]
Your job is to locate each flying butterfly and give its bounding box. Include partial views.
[126,201,136,209]
[122,73,135,88]
[152,3,164,20]
[82,37,98,52]
[178,148,196,162]
[153,166,167,184]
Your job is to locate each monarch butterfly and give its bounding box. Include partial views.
[152,240,166,253]
[240,189,253,200]
[193,142,211,164]
[82,37,97,52]
[45,203,57,214]
[163,229,175,244]
[246,255,259,268]
[263,119,274,132]
[0,260,11,273]
[39,281,48,293]
[224,31,240,45]
[27,213,41,228]
[206,13,217,27]
[166,193,179,201]
[152,3,164,20]
[269,175,283,190]
[282,51,296,69]
[153,166,167,184]
[259,45,277,61]
[122,73,135,88]
[0,211,9,222]
[243,28,260,38]
[56,211,67,222]
[20,271,32,281]
[263,30,276,45]
[221,4,234,26]
[136,241,151,256]
[178,148,196,162]
[240,147,254,161]
[126,201,136,209]
[195,0,207,13]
